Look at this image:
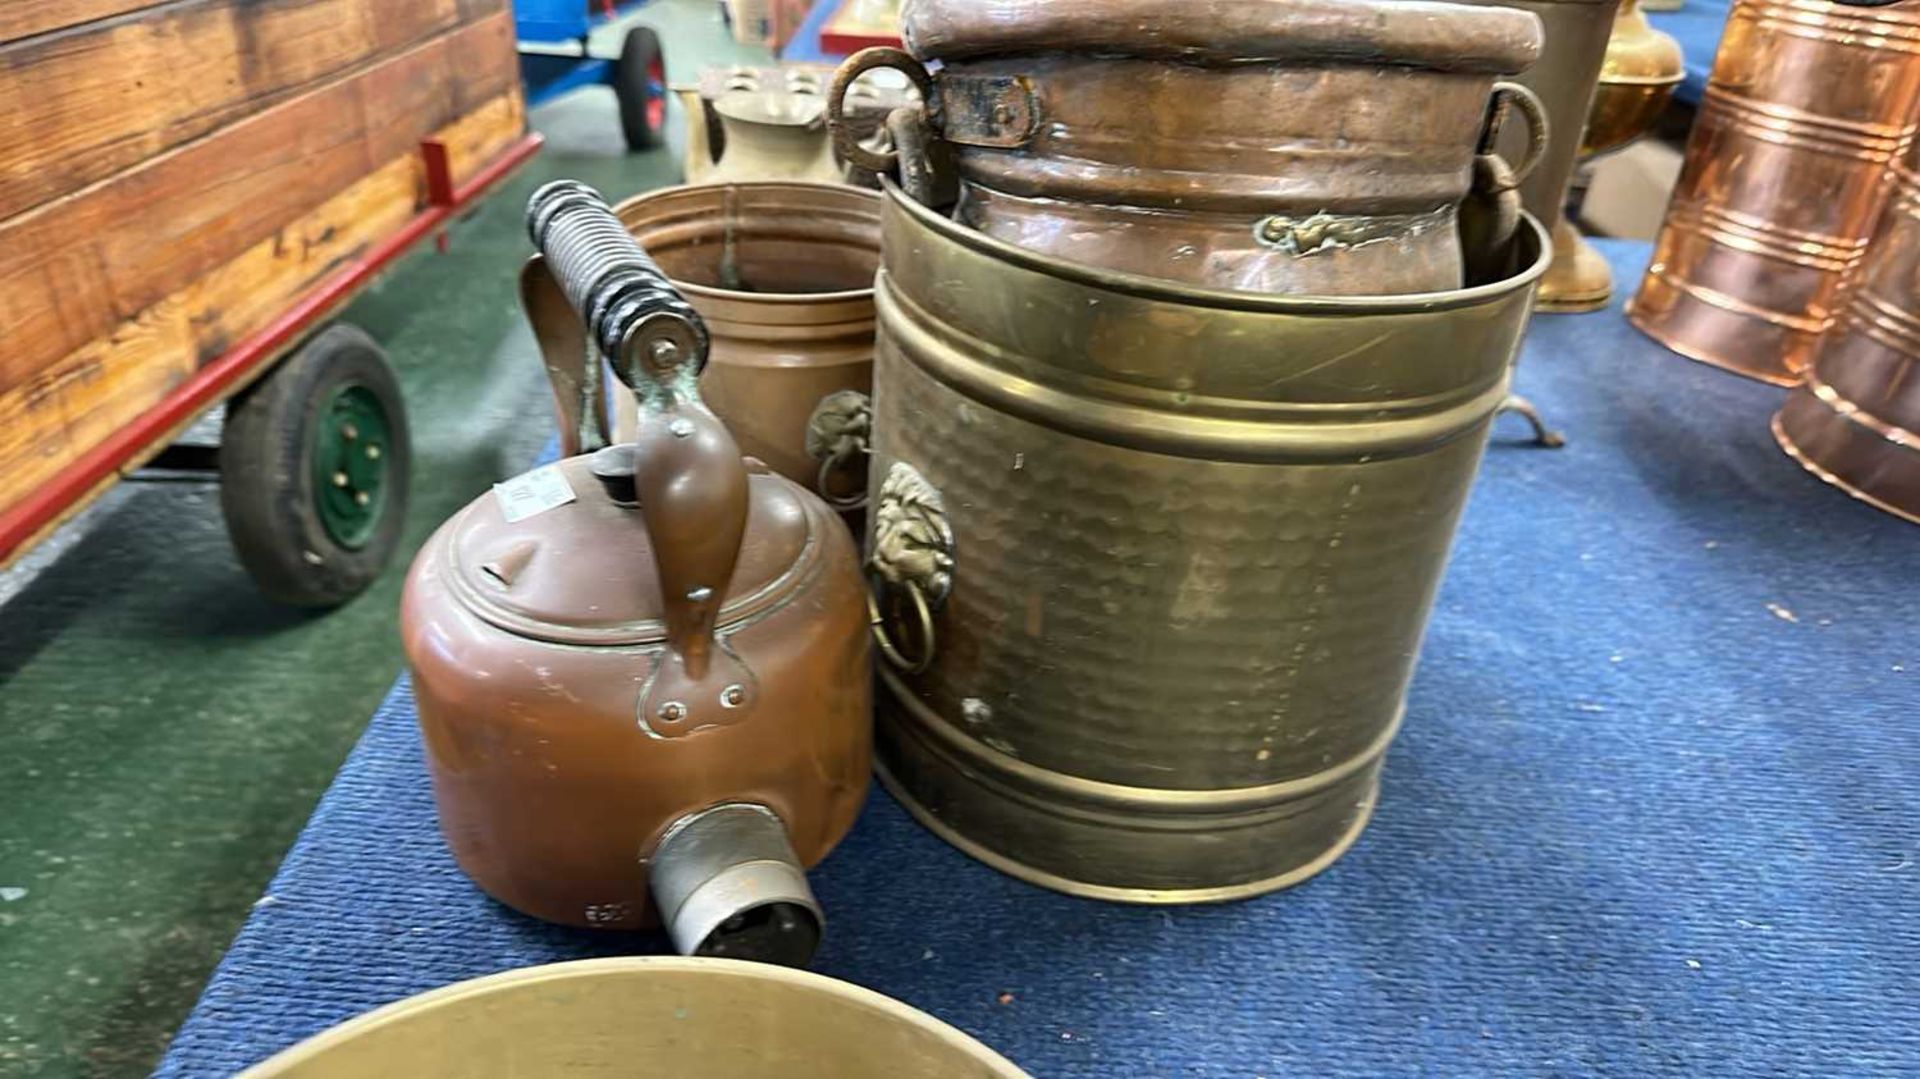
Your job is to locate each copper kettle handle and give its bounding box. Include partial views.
[519,255,609,457]
[525,180,757,734]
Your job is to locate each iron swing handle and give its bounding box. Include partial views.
[523,180,758,735]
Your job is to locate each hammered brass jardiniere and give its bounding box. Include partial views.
[1629,0,1920,384]
[827,0,1545,295]
[409,183,870,963]
[242,958,1027,1078]
[862,182,1549,902]
[604,183,882,507]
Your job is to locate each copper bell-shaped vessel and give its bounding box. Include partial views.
[401,181,871,966]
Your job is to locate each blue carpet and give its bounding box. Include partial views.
[157,241,1917,1077]
[1648,1,1727,107]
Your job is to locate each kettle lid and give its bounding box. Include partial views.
[442,451,819,647]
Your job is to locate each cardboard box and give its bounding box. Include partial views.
[729,0,837,52]
[1582,139,1685,241]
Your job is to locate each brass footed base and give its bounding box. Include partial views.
[1536,217,1613,313]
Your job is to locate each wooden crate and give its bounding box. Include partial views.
[0,0,527,534]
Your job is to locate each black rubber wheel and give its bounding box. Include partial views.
[615,26,668,152]
[219,323,412,608]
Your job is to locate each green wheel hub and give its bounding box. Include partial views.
[311,383,393,549]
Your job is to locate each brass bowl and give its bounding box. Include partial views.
[241,958,1028,1078]
[1581,0,1683,157]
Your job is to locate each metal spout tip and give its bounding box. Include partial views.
[650,804,824,968]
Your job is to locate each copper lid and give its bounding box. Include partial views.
[903,0,1543,73]
[444,454,821,646]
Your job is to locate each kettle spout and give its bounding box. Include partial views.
[648,803,823,967]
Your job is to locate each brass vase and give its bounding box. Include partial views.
[1537,0,1684,313]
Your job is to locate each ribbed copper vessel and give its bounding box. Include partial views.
[1775,148,1920,522]
[1628,0,1920,384]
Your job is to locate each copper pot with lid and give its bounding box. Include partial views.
[825,0,1547,294]
[402,181,871,966]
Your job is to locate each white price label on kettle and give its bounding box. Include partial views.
[493,464,576,523]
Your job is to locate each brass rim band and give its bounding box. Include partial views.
[876,279,1515,464]
[879,665,1406,816]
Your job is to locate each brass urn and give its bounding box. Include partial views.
[1538,0,1684,312]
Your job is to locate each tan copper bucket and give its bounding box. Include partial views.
[860,182,1549,902]
[828,0,1544,295]
[241,958,1027,1078]
[1775,146,1920,522]
[606,183,881,507]
[1628,0,1920,384]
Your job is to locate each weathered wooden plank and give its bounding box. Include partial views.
[0,0,500,46]
[0,91,525,521]
[0,0,511,220]
[0,1,170,45]
[0,10,517,392]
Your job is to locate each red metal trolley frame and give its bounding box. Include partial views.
[0,133,545,567]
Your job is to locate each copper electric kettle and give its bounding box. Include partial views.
[400,181,872,967]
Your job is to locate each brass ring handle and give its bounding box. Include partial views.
[867,574,935,674]
[829,47,933,174]
[804,389,873,511]
[1488,81,1550,185]
[815,448,869,512]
